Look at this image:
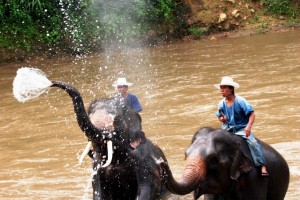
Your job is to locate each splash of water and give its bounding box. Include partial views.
[13,67,52,103]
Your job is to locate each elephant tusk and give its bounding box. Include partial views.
[79,141,92,165]
[101,140,113,168]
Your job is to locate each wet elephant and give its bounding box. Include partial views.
[162,127,290,200]
[51,81,170,200]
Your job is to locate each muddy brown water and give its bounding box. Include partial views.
[0,30,299,199]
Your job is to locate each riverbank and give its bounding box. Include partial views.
[1,0,299,64]
[3,26,298,65]
[192,23,299,41]
[1,25,298,65]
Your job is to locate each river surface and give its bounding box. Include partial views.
[0,30,299,199]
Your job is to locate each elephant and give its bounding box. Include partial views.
[50,81,170,200]
[161,127,290,200]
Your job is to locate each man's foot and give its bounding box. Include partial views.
[261,172,269,177]
[261,165,269,177]
[130,139,141,149]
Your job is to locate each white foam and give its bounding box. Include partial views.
[13,67,52,103]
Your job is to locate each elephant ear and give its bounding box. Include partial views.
[230,142,253,180]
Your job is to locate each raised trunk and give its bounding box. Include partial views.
[164,155,206,195]
[51,81,101,140]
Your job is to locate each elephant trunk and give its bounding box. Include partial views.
[51,81,100,140]
[164,154,206,195]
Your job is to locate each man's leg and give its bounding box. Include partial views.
[234,130,268,175]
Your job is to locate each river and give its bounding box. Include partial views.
[0,30,299,199]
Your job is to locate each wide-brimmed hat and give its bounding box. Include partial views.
[112,78,133,87]
[214,76,240,89]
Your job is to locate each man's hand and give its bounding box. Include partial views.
[219,116,227,123]
[244,125,251,137]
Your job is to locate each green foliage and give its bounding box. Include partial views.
[155,0,175,20]
[284,17,300,27]
[261,0,298,18]
[0,0,186,56]
[0,0,298,59]
[248,14,260,24]
[189,26,208,37]
[0,0,64,52]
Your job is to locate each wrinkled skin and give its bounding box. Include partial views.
[51,81,170,200]
[163,127,290,200]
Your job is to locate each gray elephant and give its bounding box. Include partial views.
[162,127,290,200]
[50,81,170,200]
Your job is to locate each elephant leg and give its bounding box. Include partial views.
[92,162,105,200]
[136,170,162,199]
[92,171,102,200]
[137,185,152,199]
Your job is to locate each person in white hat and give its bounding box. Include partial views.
[113,77,142,112]
[215,76,269,177]
[113,77,143,149]
[85,78,143,159]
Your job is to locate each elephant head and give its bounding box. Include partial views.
[162,127,254,199]
[51,81,142,167]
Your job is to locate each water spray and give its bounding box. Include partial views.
[12,67,107,165]
[13,67,52,103]
[12,67,94,164]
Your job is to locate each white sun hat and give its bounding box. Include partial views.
[214,76,240,89]
[112,78,133,87]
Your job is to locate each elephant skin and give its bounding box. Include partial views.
[162,127,290,200]
[50,81,170,200]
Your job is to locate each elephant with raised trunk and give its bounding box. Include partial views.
[162,127,289,200]
[50,81,170,200]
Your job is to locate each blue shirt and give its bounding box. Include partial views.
[216,95,253,133]
[115,93,142,112]
[125,94,142,112]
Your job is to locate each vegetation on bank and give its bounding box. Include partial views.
[0,0,299,62]
[0,0,188,61]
